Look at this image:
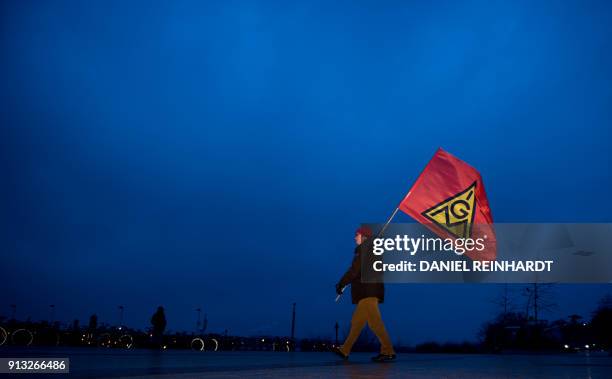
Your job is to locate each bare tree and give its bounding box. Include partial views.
[492,284,517,316]
[523,283,556,323]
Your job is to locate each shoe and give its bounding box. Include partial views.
[371,353,396,362]
[331,346,348,360]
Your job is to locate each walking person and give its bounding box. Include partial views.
[332,226,396,362]
[150,306,167,348]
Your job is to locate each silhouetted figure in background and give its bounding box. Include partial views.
[88,314,98,332]
[151,306,167,348]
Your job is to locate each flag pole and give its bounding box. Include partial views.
[376,206,400,238]
[335,292,344,302]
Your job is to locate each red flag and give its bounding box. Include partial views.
[399,148,496,261]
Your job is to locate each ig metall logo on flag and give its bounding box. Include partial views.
[421,181,477,239]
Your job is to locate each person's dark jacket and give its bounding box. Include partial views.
[337,237,384,304]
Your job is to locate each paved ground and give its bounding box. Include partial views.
[3,348,612,378]
[115,352,612,379]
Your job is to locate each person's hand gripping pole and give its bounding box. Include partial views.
[335,284,346,302]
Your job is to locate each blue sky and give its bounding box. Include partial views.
[2,0,611,343]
